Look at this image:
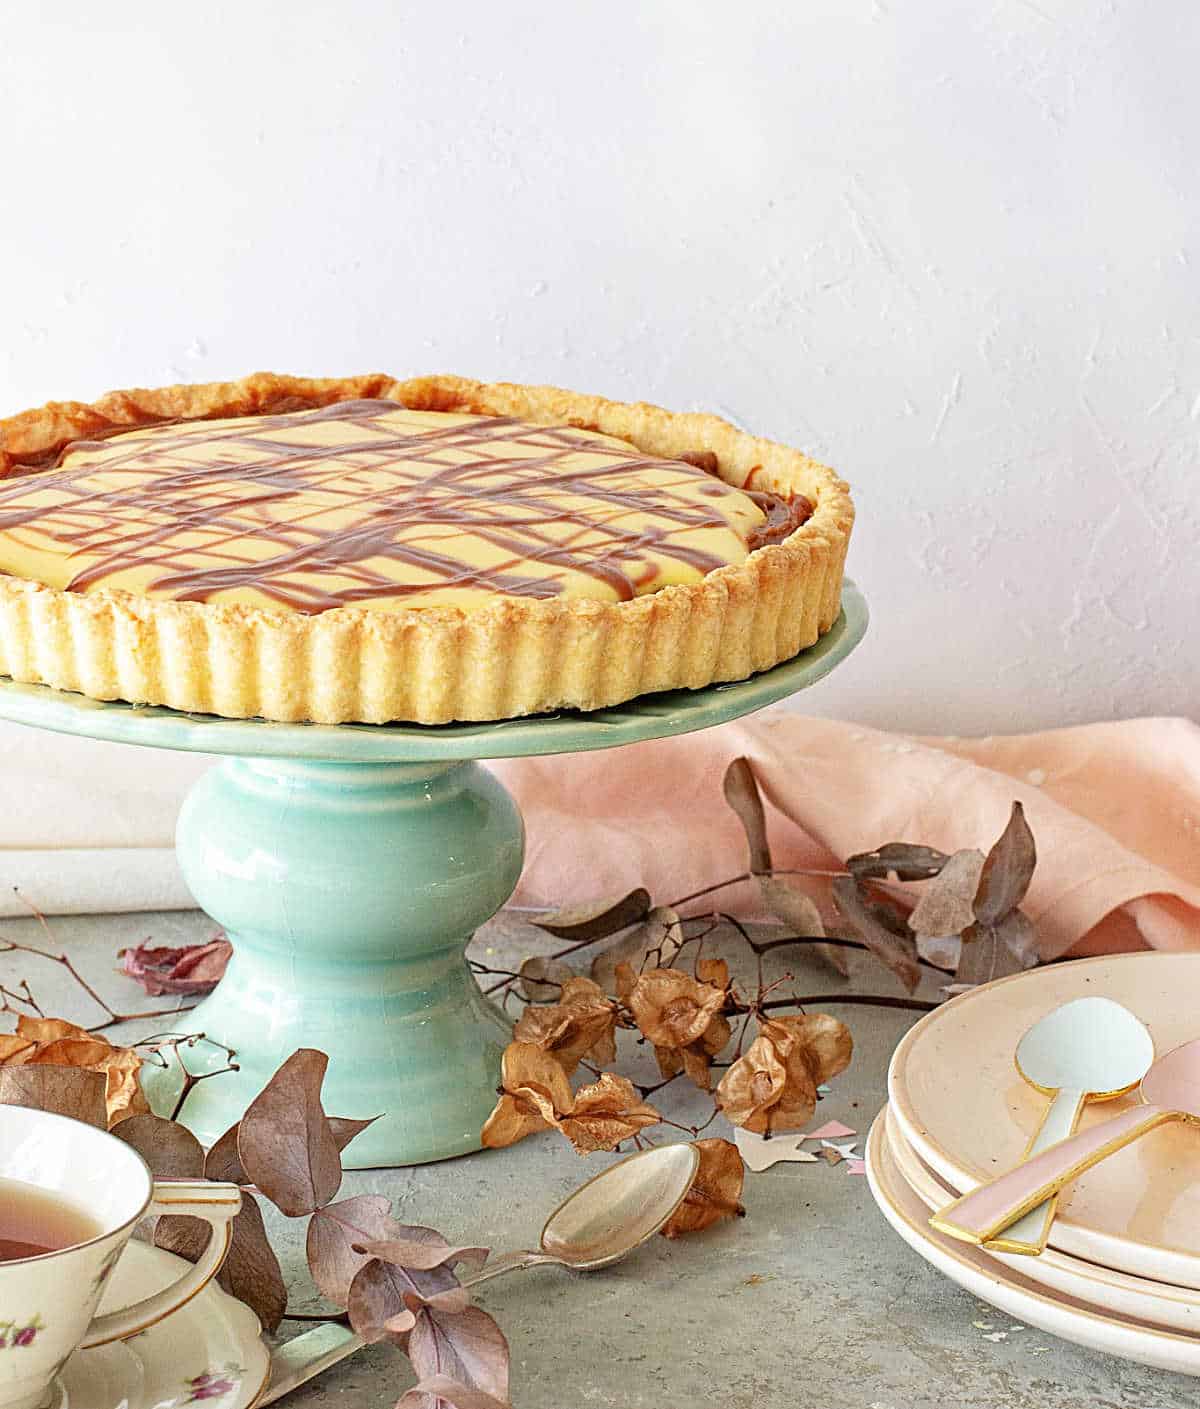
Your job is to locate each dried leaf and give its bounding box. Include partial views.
[714,1033,787,1134]
[531,889,651,942]
[955,912,1040,988]
[347,1254,461,1344]
[408,1305,510,1406]
[722,758,771,872]
[0,1065,107,1128]
[516,957,574,1004]
[558,1073,661,1154]
[329,1114,381,1154]
[205,1123,247,1183]
[238,1049,342,1216]
[716,1014,852,1135]
[590,907,683,995]
[831,875,921,992]
[758,874,849,977]
[118,937,232,996]
[974,802,1036,926]
[307,1195,402,1306]
[480,1044,573,1149]
[908,850,985,939]
[627,967,729,1090]
[156,1193,287,1332]
[357,1235,488,1275]
[397,1376,512,1409]
[3,1017,148,1127]
[512,977,618,1075]
[112,1112,205,1179]
[820,1145,844,1165]
[846,843,949,882]
[695,957,729,989]
[661,1139,745,1238]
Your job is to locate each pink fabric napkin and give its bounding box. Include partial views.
[492,714,1200,958]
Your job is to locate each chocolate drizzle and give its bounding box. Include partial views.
[0,400,813,613]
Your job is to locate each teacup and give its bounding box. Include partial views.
[0,1105,240,1409]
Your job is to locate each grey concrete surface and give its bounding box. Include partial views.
[0,908,1193,1409]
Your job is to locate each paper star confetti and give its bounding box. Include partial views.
[820,1139,859,1160]
[806,1120,856,1141]
[734,1127,820,1172]
[846,1159,866,1175]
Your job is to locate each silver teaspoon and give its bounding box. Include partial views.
[264,1142,700,1404]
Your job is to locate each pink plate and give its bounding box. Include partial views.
[888,952,1200,1290]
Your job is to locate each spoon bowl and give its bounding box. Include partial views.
[1015,996,1154,1097]
[542,1141,700,1269]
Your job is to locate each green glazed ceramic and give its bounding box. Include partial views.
[0,582,866,1166]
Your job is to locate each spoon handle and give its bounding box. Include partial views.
[931,1103,1178,1247]
[458,1248,557,1289]
[980,1086,1085,1256]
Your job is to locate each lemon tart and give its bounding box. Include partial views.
[0,373,853,724]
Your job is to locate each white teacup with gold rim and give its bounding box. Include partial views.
[0,1105,240,1409]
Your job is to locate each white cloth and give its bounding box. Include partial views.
[0,721,207,916]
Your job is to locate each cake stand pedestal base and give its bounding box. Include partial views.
[165,757,522,1167]
[0,581,865,1167]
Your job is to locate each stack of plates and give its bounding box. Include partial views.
[867,951,1200,1374]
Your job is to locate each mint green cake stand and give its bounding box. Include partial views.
[0,582,865,1167]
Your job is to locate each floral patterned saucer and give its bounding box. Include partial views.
[55,1241,268,1409]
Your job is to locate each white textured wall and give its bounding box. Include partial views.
[2,1,1197,734]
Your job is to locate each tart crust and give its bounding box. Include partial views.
[0,373,854,724]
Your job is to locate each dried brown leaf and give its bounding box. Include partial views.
[661,1139,746,1238]
[722,758,772,872]
[238,1049,342,1216]
[329,1114,381,1154]
[558,1073,661,1154]
[758,874,849,977]
[516,956,574,1004]
[347,1254,461,1344]
[205,1123,247,1183]
[715,1033,788,1134]
[512,977,617,1075]
[531,889,651,942]
[846,843,949,882]
[716,1014,852,1135]
[307,1194,402,1306]
[4,1017,148,1127]
[397,1376,512,1409]
[480,1044,573,1149]
[408,1305,510,1406]
[831,875,921,992]
[112,1112,205,1179]
[955,912,1040,988]
[590,907,683,995]
[118,937,232,996]
[908,849,985,939]
[628,968,726,1049]
[0,1065,107,1128]
[357,1235,488,1275]
[156,1193,287,1332]
[974,801,1037,925]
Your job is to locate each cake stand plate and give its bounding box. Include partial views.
[0,582,866,1166]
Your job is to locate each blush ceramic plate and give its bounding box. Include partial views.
[58,1240,268,1409]
[883,1105,1200,1335]
[888,953,1200,1290]
[865,1115,1200,1376]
